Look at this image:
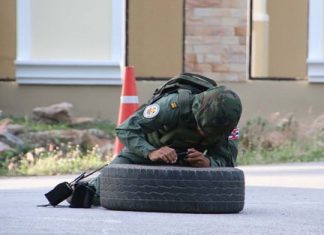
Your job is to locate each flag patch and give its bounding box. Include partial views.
[229,128,239,140]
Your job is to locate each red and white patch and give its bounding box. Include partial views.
[229,128,239,140]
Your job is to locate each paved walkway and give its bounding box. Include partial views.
[0,162,323,235]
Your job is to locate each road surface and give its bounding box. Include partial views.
[0,162,323,235]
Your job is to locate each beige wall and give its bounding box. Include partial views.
[228,81,324,124]
[0,0,16,79]
[267,0,308,78]
[0,83,122,122]
[1,81,324,126]
[127,0,183,78]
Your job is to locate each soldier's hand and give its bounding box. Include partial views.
[148,146,177,164]
[185,148,210,167]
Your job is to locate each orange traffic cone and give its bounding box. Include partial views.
[113,66,139,156]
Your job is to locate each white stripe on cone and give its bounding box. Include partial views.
[120,96,139,104]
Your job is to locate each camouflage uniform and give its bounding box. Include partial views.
[88,86,242,206]
[112,86,242,167]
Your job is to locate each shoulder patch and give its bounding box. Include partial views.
[170,102,177,109]
[143,104,160,118]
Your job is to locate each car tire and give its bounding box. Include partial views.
[100,164,245,213]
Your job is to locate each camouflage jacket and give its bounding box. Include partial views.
[116,93,239,167]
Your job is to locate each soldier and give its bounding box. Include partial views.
[87,84,242,206]
[111,85,242,167]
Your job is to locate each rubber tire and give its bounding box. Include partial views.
[100,164,245,213]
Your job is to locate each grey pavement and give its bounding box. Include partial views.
[0,162,323,235]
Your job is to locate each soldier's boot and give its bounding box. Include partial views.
[65,175,101,207]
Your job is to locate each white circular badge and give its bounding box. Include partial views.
[143,104,160,118]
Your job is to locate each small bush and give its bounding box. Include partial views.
[238,113,324,165]
[6,144,112,176]
[2,113,324,175]
[0,115,115,176]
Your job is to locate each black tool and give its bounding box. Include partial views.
[177,151,188,159]
[40,163,108,208]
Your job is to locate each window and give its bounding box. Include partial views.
[16,0,125,85]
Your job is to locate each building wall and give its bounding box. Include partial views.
[1,0,324,126]
[0,83,121,121]
[127,0,183,78]
[0,0,16,79]
[267,0,308,78]
[1,81,324,126]
[185,0,248,82]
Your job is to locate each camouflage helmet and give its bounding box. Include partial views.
[192,86,242,137]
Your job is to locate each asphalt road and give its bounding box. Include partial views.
[0,162,323,235]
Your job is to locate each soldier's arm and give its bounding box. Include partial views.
[115,108,156,158]
[205,138,239,167]
[116,95,179,158]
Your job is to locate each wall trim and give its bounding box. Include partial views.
[15,0,125,85]
[307,0,324,83]
[307,59,324,83]
[15,60,122,85]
